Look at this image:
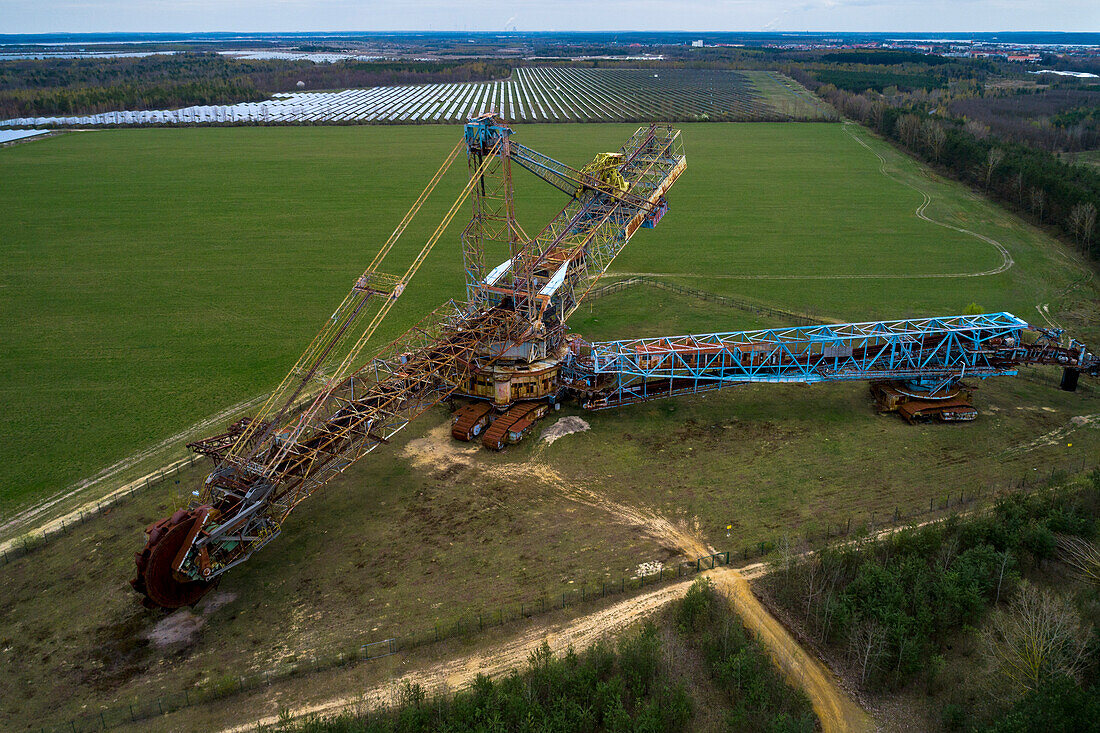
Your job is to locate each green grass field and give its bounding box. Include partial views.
[2,122,1096,515]
[2,121,1100,731]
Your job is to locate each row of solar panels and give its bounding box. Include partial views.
[0,68,756,128]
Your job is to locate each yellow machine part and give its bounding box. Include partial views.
[581,152,628,193]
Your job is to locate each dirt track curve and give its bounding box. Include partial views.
[223,427,874,732]
[609,121,1013,283]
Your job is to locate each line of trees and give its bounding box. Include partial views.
[948,89,1100,152]
[0,54,512,118]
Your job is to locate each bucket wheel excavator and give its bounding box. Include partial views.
[133,114,1098,609]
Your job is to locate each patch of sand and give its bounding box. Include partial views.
[540,416,590,446]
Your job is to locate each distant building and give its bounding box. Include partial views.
[691,40,704,48]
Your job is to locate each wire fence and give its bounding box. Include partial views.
[0,454,202,567]
[730,457,1098,562]
[588,276,832,326]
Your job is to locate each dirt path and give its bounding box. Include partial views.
[710,568,875,733]
[225,427,874,732]
[220,562,873,733]
[222,578,698,733]
[608,122,1013,283]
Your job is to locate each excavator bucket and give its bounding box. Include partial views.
[131,508,213,609]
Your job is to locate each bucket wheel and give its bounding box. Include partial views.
[131,509,213,610]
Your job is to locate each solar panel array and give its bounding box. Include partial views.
[0,128,50,143]
[0,68,801,128]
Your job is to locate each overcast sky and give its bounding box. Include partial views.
[2,0,1097,35]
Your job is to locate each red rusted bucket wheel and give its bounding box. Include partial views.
[131,511,213,610]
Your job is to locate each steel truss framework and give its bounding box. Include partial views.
[138,116,682,599]
[474,119,686,327]
[570,313,1096,407]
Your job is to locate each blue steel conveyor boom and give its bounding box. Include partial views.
[565,314,1098,419]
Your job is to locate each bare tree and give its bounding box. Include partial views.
[964,119,990,139]
[895,114,923,150]
[924,120,946,161]
[995,551,1011,605]
[1012,171,1025,203]
[1085,203,1097,252]
[1056,534,1100,588]
[1030,187,1046,223]
[849,618,888,687]
[870,100,886,132]
[1068,202,1097,254]
[985,148,1005,188]
[982,583,1091,696]
[938,534,960,572]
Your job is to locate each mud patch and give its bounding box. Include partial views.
[540,416,590,446]
[84,611,152,691]
[199,591,237,616]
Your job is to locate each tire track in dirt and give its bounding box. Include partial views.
[301,424,872,733]
[608,123,1013,283]
[0,393,268,547]
[403,425,715,559]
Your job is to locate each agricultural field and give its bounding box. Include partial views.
[0,68,831,127]
[2,121,1098,516]
[2,120,1099,731]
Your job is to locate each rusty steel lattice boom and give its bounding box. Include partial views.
[132,115,685,609]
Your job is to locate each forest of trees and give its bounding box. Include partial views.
[949,88,1100,152]
[763,473,1100,731]
[0,54,512,118]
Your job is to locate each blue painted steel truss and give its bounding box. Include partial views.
[567,313,1086,407]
